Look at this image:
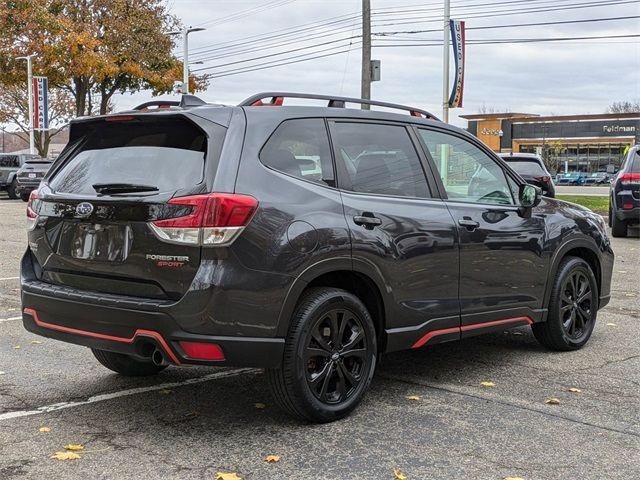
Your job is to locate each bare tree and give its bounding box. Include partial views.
[606,100,640,114]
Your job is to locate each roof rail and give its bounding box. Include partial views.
[239,92,440,121]
[132,94,208,111]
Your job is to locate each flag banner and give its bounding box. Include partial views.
[448,20,465,109]
[33,76,49,131]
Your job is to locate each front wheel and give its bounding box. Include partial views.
[92,349,167,376]
[267,288,377,423]
[532,256,598,351]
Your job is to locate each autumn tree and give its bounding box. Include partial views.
[0,85,75,157]
[0,0,209,117]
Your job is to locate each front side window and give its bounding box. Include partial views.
[331,122,430,198]
[260,119,334,186]
[418,129,514,205]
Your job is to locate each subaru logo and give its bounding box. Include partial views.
[75,202,94,217]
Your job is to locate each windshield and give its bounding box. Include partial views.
[505,159,546,176]
[49,117,222,195]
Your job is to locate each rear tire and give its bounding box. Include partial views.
[611,213,627,237]
[20,193,29,202]
[7,180,18,200]
[532,257,598,351]
[91,348,167,376]
[267,287,377,423]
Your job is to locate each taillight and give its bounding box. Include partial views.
[149,193,258,246]
[26,189,39,230]
[619,173,640,186]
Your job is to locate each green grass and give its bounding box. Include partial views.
[556,195,609,214]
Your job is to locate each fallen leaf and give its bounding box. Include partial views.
[185,412,198,418]
[215,472,242,480]
[254,402,266,409]
[158,389,173,395]
[568,387,582,393]
[51,451,81,461]
[504,477,526,480]
[14,345,20,349]
[625,293,636,297]
[480,381,496,388]
[393,468,408,480]
[617,270,627,273]
[39,427,51,433]
[545,398,561,405]
[64,444,84,451]
[0,371,5,375]
[30,340,43,345]
[405,395,421,401]
[511,331,524,336]
[264,454,281,463]
[606,323,617,327]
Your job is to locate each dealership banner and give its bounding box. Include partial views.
[448,19,465,109]
[32,76,49,131]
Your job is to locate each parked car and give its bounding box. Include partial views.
[584,172,611,186]
[498,153,555,197]
[609,145,640,237]
[0,153,41,198]
[21,93,613,423]
[556,171,587,186]
[15,158,53,201]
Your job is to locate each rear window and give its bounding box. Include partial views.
[0,155,19,168]
[49,117,218,195]
[505,159,546,176]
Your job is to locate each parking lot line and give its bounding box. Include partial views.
[0,368,256,422]
[0,316,21,324]
[0,276,19,281]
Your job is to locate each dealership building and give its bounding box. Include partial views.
[462,112,640,173]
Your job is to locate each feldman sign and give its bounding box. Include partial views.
[602,125,636,134]
[32,76,49,131]
[448,19,465,109]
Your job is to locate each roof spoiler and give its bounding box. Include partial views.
[131,94,208,111]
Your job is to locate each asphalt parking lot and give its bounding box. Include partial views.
[0,197,638,480]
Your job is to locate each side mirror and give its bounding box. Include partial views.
[519,183,542,208]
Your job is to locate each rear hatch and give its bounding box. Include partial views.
[30,114,226,300]
[17,160,52,185]
[504,157,552,189]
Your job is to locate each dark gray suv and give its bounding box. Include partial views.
[21,93,614,422]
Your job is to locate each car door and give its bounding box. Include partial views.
[329,120,460,351]
[415,126,548,336]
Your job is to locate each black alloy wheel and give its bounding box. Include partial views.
[559,270,593,342]
[267,287,377,423]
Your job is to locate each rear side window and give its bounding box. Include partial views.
[631,150,640,172]
[331,122,430,198]
[506,160,547,176]
[0,155,19,168]
[49,117,216,195]
[260,118,334,186]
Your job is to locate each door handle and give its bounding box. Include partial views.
[353,214,382,228]
[458,218,479,230]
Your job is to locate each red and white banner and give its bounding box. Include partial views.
[32,76,49,131]
[448,20,465,109]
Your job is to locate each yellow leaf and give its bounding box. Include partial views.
[216,472,242,480]
[568,387,582,393]
[64,444,84,451]
[14,345,21,349]
[606,323,617,327]
[254,402,266,409]
[545,398,561,405]
[625,293,636,297]
[264,454,281,463]
[0,371,5,375]
[39,427,51,432]
[504,477,526,480]
[393,468,408,480]
[51,451,81,461]
[480,381,495,387]
[405,395,421,401]
[159,389,173,395]
[30,340,43,345]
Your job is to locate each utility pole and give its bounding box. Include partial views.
[17,54,36,154]
[442,0,450,123]
[361,0,371,109]
[169,27,205,95]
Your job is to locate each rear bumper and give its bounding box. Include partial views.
[21,252,285,368]
[16,182,38,195]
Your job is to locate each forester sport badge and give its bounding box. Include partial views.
[75,202,94,217]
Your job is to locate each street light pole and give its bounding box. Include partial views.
[442,0,450,123]
[361,0,371,109]
[169,27,205,95]
[17,54,36,154]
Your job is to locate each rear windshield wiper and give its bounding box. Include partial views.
[93,183,159,195]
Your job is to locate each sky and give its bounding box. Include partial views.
[58,0,640,128]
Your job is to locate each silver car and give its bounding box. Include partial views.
[0,153,41,199]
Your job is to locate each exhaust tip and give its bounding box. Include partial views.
[152,349,166,366]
